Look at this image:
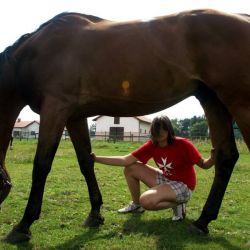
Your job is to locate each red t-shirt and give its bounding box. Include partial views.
[131,137,202,190]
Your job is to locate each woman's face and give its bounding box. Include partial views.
[154,128,168,146]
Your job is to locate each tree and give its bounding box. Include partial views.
[171,119,181,136]
[190,120,208,139]
[177,118,191,137]
[171,115,208,139]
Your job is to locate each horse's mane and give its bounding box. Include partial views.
[0,12,104,71]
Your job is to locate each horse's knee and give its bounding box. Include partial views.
[78,152,95,175]
[33,157,52,180]
[216,147,239,176]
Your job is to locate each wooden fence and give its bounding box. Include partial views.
[92,131,150,142]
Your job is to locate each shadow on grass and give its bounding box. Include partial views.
[121,214,242,250]
[2,227,104,250]
[39,213,243,250]
[0,235,34,250]
[51,228,104,250]
[9,214,242,249]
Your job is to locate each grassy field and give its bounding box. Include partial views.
[0,140,249,250]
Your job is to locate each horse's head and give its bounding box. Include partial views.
[0,166,12,206]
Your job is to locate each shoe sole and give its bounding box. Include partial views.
[118,208,145,213]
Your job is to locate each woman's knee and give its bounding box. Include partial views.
[124,163,137,176]
[139,192,155,210]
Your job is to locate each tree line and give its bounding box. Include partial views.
[171,115,242,140]
[171,115,208,139]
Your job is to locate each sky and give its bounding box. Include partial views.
[1,0,249,122]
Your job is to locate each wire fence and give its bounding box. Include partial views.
[12,130,245,144]
[12,131,70,141]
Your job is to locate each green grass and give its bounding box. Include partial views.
[0,140,249,249]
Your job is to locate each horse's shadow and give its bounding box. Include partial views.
[9,213,243,249]
[10,226,103,250]
[120,214,242,250]
[4,241,34,250]
[48,213,243,250]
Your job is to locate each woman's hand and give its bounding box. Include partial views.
[197,148,216,169]
[90,152,96,161]
[210,148,216,163]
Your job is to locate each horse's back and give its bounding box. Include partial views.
[12,10,250,124]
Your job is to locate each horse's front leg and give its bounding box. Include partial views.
[193,89,239,234]
[4,100,68,243]
[66,118,104,227]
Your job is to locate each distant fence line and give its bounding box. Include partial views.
[91,131,215,142]
[13,131,39,140]
[12,131,70,141]
[92,132,211,142]
[12,131,244,143]
[91,131,150,142]
[12,131,150,142]
[91,131,244,142]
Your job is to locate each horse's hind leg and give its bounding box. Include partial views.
[66,118,104,227]
[232,107,250,150]
[4,99,68,243]
[193,88,239,234]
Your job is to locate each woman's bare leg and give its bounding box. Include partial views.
[139,184,177,210]
[124,162,159,204]
[123,162,177,209]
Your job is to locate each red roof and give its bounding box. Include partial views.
[136,116,152,124]
[14,120,39,128]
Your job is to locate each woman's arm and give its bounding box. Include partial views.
[91,153,138,167]
[196,149,215,169]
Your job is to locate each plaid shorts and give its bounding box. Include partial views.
[156,172,192,203]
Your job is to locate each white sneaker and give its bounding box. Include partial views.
[172,203,186,221]
[118,201,145,213]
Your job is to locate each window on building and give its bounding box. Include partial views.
[114,117,120,124]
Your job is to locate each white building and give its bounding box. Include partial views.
[92,116,151,141]
[12,119,40,139]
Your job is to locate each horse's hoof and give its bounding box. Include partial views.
[189,221,209,235]
[2,226,31,244]
[83,213,104,227]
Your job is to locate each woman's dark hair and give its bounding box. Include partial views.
[150,115,175,145]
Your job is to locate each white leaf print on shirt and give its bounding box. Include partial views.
[157,157,173,175]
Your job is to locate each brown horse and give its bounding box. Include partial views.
[0,9,249,242]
